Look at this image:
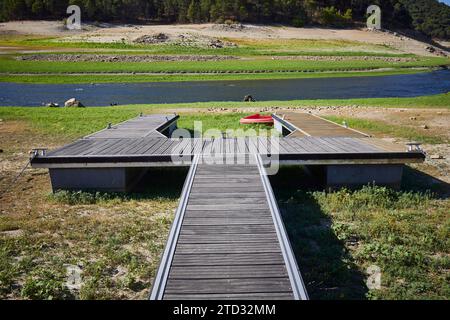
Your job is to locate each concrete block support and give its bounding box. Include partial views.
[325,164,404,189]
[49,167,148,192]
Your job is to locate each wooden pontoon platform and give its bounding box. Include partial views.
[272,112,369,138]
[30,113,425,300]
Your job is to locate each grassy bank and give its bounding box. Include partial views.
[1,36,448,84]
[2,56,447,74]
[0,37,410,56]
[325,116,448,144]
[0,69,429,84]
[0,94,448,139]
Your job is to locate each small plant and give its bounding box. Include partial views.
[21,268,72,300]
[320,7,353,27]
[50,190,126,205]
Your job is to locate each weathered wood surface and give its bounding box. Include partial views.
[44,137,410,157]
[32,114,424,166]
[274,112,369,138]
[162,162,296,300]
[84,114,177,139]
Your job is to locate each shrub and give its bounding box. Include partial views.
[320,6,353,27]
[292,17,306,28]
[21,268,72,300]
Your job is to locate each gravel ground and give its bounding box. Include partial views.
[17,54,239,62]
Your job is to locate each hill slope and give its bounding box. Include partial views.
[0,0,449,39]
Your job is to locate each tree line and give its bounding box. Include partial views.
[1,0,449,39]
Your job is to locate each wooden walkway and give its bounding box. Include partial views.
[85,114,179,139]
[31,136,424,167]
[150,155,308,300]
[31,113,425,168]
[272,112,369,138]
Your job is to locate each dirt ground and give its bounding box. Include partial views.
[1,21,448,57]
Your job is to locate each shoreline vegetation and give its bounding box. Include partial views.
[0,35,448,84]
[0,68,436,84]
[0,94,448,141]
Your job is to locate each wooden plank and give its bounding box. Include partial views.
[180,224,276,235]
[175,242,280,255]
[133,138,161,155]
[182,217,274,226]
[164,292,294,300]
[171,252,285,266]
[194,174,260,179]
[184,210,271,218]
[192,179,261,185]
[164,278,292,294]
[188,192,266,199]
[169,265,289,279]
[178,233,278,243]
[191,186,265,193]
[97,139,131,155]
[187,204,269,211]
[188,198,267,205]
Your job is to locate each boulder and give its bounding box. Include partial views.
[243,95,256,102]
[64,98,85,108]
[134,33,169,44]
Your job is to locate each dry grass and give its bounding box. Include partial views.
[0,122,178,299]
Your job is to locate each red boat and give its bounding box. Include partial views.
[240,114,274,125]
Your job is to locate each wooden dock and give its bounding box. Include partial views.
[29,113,426,299]
[272,112,369,138]
[31,136,423,167]
[85,114,179,139]
[150,155,308,300]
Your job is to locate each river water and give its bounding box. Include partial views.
[1,70,449,107]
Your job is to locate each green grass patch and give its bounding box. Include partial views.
[1,35,448,84]
[1,55,447,75]
[0,37,407,57]
[0,69,431,84]
[273,176,449,300]
[0,94,448,139]
[324,116,448,144]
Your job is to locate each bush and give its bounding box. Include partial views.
[21,268,72,300]
[320,6,353,27]
[292,17,306,28]
[50,190,125,205]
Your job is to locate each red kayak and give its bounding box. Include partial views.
[240,114,274,125]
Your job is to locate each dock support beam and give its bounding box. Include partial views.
[325,164,404,189]
[48,167,148,192]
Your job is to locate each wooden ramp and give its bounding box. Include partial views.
[272,112,369,138]
[84,114,179,139]
[150,155,308,300]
